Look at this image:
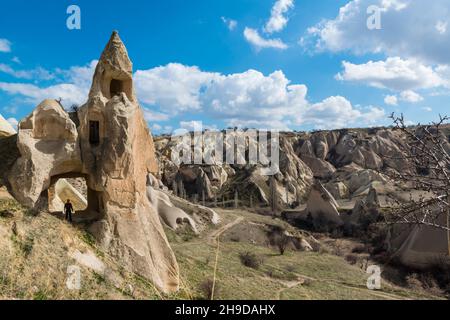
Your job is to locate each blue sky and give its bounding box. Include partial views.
[0,0,449,133]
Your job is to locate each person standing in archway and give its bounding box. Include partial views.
[64,199,74,223]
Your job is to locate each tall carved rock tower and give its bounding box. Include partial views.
[8,31,179,293]
[77,31,178,293]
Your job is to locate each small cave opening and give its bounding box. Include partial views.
[110,79,124,97]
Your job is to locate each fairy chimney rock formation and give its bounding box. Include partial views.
[305,181,342,225]
[8,31,179,293]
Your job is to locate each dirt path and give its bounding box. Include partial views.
[336,282,411,300]
[174,214,245,247]
[275,277,309,300]
[205,214,411,300]
[181,210,416,300]
[207,215,244,245]
[274,272,410,300]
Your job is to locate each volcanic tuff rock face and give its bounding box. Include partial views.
[155,134,314,207]
[304,181,342,225]
[6,32,179,293]
[350,186,381,224]
[8,99,81,207]
[154,127,420,208]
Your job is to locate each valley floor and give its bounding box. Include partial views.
[169,209,443,300]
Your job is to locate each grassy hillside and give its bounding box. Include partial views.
[170,209,443,300]
[0,192,444,300]
[0,193,187,300]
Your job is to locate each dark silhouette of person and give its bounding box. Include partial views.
[64,199,74,222]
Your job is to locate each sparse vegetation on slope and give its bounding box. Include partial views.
[168,208,444,300]
[0,194,445,300]
[0,195,189,300]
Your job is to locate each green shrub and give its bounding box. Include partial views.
[239,252,263,270]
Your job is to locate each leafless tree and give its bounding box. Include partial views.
[70,104,79,113]
[269,226,291,255]
[274,233,290,255]
[383,113,450,231]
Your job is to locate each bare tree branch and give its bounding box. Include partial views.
[381,113,450,231]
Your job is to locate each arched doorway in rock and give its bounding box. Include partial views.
[47,173,103,223]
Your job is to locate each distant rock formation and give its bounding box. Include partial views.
[305,181,342,226]
[297,133,336,179]
[324,181,349,200]
[0,114,16,137]
[350,186,380,224]
[155,134,314,207]
[7,32,179,293]
[154,127,418,209]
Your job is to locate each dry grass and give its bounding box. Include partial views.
[169,208,445,300]
[0,198,189,300]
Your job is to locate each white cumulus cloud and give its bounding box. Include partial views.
[0,60,97,107]
[384,90,424,105]
[151,123,162,131]
[134,63,219,113]
[381,0,409,11]
[243,28,288,50]
[0,63,55,80]
[298,96,385,129]
[384,95,398,106]
[134,63,384,130]
[143,109,170,122]
[435,21,448,34]
[264,0,295,34]
[400,90,423,103]
[0,60,386,131]
[302,0,450,65]
[0,82,88,107]
[336,57,446,91]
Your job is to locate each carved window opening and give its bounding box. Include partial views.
[110,79,124,97]
[89,121,100,145]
